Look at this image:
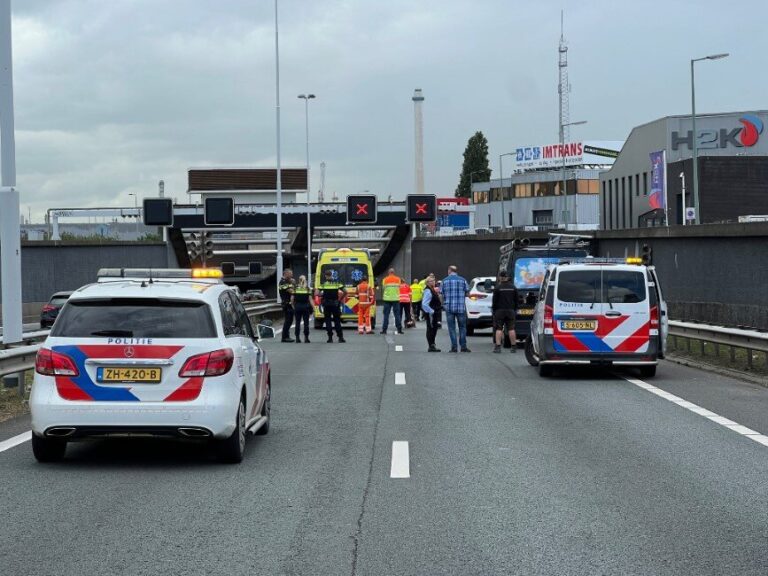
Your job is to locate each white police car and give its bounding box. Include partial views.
[30,268,274,463]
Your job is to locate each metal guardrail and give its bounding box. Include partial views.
[0,344,41,378]
[668,320,768,370]
[0,329,50,348]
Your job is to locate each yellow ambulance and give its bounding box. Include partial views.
[313,248,376,329]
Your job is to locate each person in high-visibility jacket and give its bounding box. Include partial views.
[399,282,414,327]
[380,268,403,334]
[410,278,424,322]
[291,275,313,343]
[356,275,375,334]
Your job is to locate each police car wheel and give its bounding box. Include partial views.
[255,381,270,436]
[217,395,246,464]
[466,325,475,336]
[639,365,657,378]
[525,337,539,367]
[32,434,67,463]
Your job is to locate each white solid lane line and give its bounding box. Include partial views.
[390,441,410,478]
[623,376,768,448]
[395,372,406,385]
[395,345,403,352]
[0,431,31,454]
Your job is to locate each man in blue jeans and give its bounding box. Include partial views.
[440,265,471,352]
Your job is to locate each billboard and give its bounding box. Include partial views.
[437,197,469,228]
[513,140,624,171]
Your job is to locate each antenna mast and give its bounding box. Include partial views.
[558,11,570,142]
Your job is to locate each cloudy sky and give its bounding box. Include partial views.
[9,0,768,220]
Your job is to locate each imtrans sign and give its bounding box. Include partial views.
[513,140,623,171]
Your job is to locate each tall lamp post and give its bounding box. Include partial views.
[274,0,283,292]
[298,93,315,286]
[691,53,729,225]
[559,119,587,227]
[498,152,515,229]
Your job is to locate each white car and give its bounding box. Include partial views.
[30,268,274,464]
[465,276,496,335]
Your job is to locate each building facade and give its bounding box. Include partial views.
[600,111,768,229]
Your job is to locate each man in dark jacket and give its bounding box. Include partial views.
[279,269,296,342]
[492,270,518,353]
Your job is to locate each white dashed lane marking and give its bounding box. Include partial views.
[0,431,31,454]
[395,372,406,385]
[624,376,768,448]
[390,441,410,478]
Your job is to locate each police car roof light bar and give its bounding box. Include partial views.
[97,268,224,280]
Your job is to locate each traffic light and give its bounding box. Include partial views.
[142,198,174,226]
[406,194,436,222]
[204,197,234,226]
[346,194,377,224]
[641,244,653,266]
[186,232,201,262]
[221,262,236,276]
[248,261,263,275]
[203,231,214,262]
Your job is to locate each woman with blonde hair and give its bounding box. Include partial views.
[291,275,313,343]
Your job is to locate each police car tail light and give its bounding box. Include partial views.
[469,294,487,301]
[543,305,554,327]
[178,348,234,378]
[650,305,659,327]
[35,348,79,377]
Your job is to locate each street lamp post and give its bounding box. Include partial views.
[559,119,587,228]
[679,171,686,226]
[498,153,515,229]
[274,0,283,293]
[690,53,729,225]
[298,93,315,286]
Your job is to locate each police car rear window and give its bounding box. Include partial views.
[557,270,646,304]
[51,298,217,338]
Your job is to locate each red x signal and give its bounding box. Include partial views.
[356,203,368,215]
[415,203,428,215]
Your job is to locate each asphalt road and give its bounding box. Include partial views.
[0,319,766,575]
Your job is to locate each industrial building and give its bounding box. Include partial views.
[600,110,768,229]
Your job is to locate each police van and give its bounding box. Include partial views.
[525,258,668,377]
[313,248,376,329]
[30,268,274,463]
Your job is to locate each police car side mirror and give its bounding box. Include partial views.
[256,324,276,340]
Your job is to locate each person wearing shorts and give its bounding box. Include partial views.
[492,270,518,353]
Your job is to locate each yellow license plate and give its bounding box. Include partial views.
[97,367,162,383]
[560,320,597,331]
[517,308,534,316]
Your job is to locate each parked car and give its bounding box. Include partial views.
[243,289,266,302]
[465,277,495,335]
[40,291,73,329]
[526,258,668,378]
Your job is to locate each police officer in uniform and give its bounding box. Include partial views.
[292,275,312,343]
[318,269,346,343]
[279,268,296,342]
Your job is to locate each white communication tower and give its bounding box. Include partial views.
[558,11,571,143]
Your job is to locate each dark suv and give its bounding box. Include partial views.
[40,291,73,328]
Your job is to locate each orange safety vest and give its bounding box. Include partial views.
[382,274,401,302]
[399,284,411,303]
[357,281,373,306]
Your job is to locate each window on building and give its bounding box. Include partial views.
[643,172,648,196]
[621,177,627,229]
[628,175,632,198]
[635,174,640,197]
[532,210,553,225]
[602,181,607,229]
[508,212,514,227]
[614,179,620,229]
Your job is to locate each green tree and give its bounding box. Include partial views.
[455,131,491,198]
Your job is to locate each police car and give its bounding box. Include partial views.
[30,268,274,463]
[526,258,668,377]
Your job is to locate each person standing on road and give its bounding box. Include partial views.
[421,276,442,352]
[356,274,374,334]
[291,275,313,343]
[399,281,414,328]
[492,270,518,353]
[317,269,346,343]
[441,265,470,353]
[279,268,296,343]
[380,268,403,334]
[410,278,424,322]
